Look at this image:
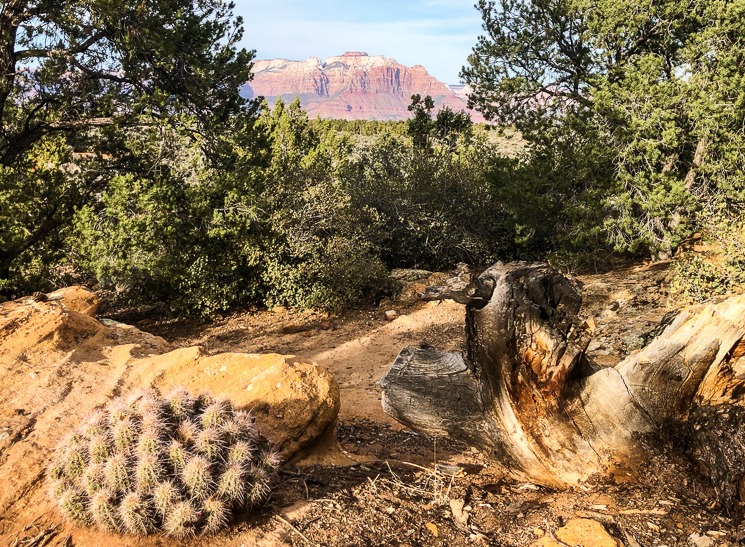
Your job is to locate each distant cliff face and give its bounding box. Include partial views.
[241,52,485,122]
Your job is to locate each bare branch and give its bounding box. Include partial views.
[14,29,110,61]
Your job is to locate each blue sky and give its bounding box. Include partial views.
[233,1,484,84]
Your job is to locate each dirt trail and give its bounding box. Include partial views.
[155,261,674,427]
[158,298,466,426]
[2,262,743,546]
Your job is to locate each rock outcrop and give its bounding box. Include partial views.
[0,288,340,542]
[129,349,340,460]
[242,52,486,122]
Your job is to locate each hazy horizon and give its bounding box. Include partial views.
[233,0,484,84]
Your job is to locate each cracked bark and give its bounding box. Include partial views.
[380,262,745,491]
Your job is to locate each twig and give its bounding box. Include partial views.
[398,460,441,474]
[275,515,314,546]
[367,474,379,493]
[23,515,43,532]
[18,524,59,547]
[299,516,322,533]
[381,459,454,502]
[618,508,667,516]
[444,472,456,500]
[384,460,398,476]
[279,468,308,478]
[378,477,437,497]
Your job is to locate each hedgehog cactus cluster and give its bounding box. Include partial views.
[47,388,280,538]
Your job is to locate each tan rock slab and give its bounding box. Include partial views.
[47,285,100,316]
[0,287,340,544]
[534,518,623,547]
[130,349,340,461]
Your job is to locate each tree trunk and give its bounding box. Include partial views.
[380,262,745,495]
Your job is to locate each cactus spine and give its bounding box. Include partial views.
[47,388,279,537]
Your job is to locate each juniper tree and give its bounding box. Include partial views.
[0,0,255,287]
[462,0,745,259]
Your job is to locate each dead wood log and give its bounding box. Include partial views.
[380,262,745,490]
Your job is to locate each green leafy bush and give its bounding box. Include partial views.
[256,99,394,309]
[69,125,268,316]
[345,112,513,271]
[0,0,255,301]
[672,218,745,302]
[47,389,279,538]
[462,0,745,263]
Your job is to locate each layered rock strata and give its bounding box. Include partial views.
[242,52,485,122]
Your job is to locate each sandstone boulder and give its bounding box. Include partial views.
[128,348,340,460]
[0,287,341,542]
[47,285,100,316]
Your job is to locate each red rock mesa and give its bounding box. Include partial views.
[242,52,485,122]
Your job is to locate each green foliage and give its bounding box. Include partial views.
[47,388,279,537]
[345,101,513,270]
[312,118,409,137]
[462,0,745,261]
[257,98,393,309]
[6,0,745,314]
[0,0,256,297]
[1,0,253,165]
[68,99,397,314]
[0,7,528,316]
[672,218,745,302]
[0,136,87,295]
[407,94,473,151]
[69,123,268,315]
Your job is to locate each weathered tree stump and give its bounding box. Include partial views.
[380,262,745,494]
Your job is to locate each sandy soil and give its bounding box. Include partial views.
[3,262,744,546]
[151,299,467,427]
